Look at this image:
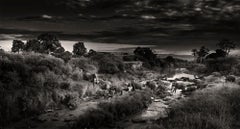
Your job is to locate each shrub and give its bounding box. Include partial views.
[157,84,240,129]
[188,63,207,75]
[94,90,109,99]
[232,63,240,75]
[0,52,84,127]
[73,109,114,128]
[155,85,169,98]
[74,90,152,128]
[61,92,79,110]
[91,53,125,74]
[71,68,83,81]
[69,57,98,74]
[205,57,238,75]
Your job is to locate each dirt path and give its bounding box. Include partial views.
[7,100,98,129]
[116,88,185,129]
[118,74,228,129]
[132,90,182,121]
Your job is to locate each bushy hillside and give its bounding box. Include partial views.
[0,51,79,126]
[0,48,130,127]
[155,83,240,129]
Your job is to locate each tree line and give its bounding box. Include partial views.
[4,34,238,65]
[192,39,237,63]
[10,33,94,62]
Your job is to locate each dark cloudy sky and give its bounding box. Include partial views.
[0,0,240,55]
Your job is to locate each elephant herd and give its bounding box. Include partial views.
[89,73,208,98]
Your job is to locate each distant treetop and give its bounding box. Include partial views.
[73,42,87,57]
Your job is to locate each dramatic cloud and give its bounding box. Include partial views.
[0,0,239,55]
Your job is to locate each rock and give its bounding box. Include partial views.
[176,68,189,73]
[154,99,161,102]
[182,86,198,93]
[168,73,195,80]
[151,97,155,100]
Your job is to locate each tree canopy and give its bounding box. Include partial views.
[191,46,210,63]
[24,39,41,52]
[134,47,156,61]
[11,40,25,53]
[73,42,87,57]
[37,33,62,54]
[217,39,237,55]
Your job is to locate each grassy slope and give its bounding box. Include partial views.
[155,82,240,129]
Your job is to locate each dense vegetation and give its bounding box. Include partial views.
[0,43,126,127]
[153,83,240,129]
[0,51,78,126]
[0,33,239,129]
[73,90,152,129]
[188,39,240,75]
[0,34,156,127]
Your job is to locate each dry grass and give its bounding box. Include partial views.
[0,52,99,127]
[157,83,240,129]
[73,90,153,129]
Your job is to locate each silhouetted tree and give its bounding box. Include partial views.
[73,42,87,56]
[0,46,3,52]
[91,53,124,74]
[134,47,156,61]
[87,49,97,57]
[165,56,175,72]
[11,40,25,53]
[217,39,236,55]
[134,47,157,67]
[198,46,209,57]
[191,49,198,60]
[61,51,72,62]
[165,56,175,64]
[37,33,62,54]
[192,46,209,63]
[24,39,41,52]
[215,49,227,57]
[198,46,209,63]
[54,46,65,54]
[206,49,227,59]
